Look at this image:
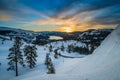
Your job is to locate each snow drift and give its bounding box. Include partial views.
[12,25,120,80]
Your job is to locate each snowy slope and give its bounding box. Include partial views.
[0,38,86,80]
[11,25,120,80]
[56,25,120,80]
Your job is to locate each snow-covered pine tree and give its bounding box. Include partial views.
[10,36,12,41]
[54,49,59,59]
[7,37,25,76]
[44,54,56,74]
[2,38,5,44]
[61,44,65,51]
[47,63,55,74]
[90,44,95,53]
[68,44,73,53]
[49,45,53,52]
[24,45,37,69]
[45,53,51,68]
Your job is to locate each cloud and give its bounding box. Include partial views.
[0,0,120,31]
[0,14,12,21]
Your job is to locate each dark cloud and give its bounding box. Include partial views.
[91,5,120,25]
[54,0,120,20]
[93,14,120,25]
[0,0,18,12]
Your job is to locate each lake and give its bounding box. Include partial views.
[49,36,63,40]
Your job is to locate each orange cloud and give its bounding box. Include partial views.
[26,9,117,32]
[0,14,12,21]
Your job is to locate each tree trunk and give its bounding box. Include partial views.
[15,55,18,76]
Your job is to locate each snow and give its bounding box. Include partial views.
[0,25,120,80]
[49,36,63,40]
[0,35,10,40]
[55,25,120,80]
[60,25,120,80]
[0,39,86,80]
[0,39,14,80]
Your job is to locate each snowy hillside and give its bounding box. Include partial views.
[78,29,113,46]
[0,38,87,80]
[10,25,120,80]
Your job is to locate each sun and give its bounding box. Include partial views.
[65,27,73,33]
[60,27,74,33]
[66,29,71,33]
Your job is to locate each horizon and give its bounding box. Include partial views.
[0,0,120,32]
[0,26,114,33]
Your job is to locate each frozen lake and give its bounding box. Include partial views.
[49,36,63,40]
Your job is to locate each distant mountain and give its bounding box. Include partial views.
[0,27,34,35]
[0,27,113,45]
[0,27,36,43]
[77,29,113,46]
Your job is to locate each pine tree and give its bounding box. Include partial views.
[10,36,12,41]
[45,54,55,74]
[49,45,53,52]
[90,44,95,53]
[2,38,5,44]
[47,63,55,74]
[45,53,51,68]
[44,54,56,74]
[24,45,37,69]
[61,44,64,51]
[54,49,59,59]
[68,44,73,53]
[7,37,25,76]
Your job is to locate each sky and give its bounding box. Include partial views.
[0,0,120,32]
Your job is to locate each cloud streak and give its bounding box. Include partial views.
[0,0,120,31]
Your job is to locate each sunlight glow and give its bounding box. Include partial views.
[65,27,73,33]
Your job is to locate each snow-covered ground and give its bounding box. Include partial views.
[0,38,86,80]
[0,25,120,80]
